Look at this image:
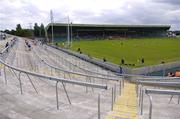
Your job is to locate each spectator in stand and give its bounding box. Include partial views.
[121,58,125,64]
[168,72,175,77]
[103,58,106,62]
[5,42,9,48]
[5,42,9,52]
[168,72,180,77]
[141,58,144,64]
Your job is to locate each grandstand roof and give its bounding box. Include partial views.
[46,23,171,30]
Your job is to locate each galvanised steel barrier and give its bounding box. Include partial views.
[33,48,120,81]
[48,44,123,73]
[37,41,178,79]
[136,80,180,118]
[137,81,180,88]
[0,38,109,112]
[145,89,180,119]
[3,37,179,118]
[41,44,122,78]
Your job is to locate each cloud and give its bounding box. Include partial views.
[0,0,180,30]
[155,0,180,5]
[0,0,48,30]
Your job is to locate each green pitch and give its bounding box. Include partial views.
[59,38,180,67]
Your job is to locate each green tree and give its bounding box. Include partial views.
[40,23,45,37]
[34,23,40,37]
[10,29,16,35]
[14,24,33,37]
[16,24,22,36]
[4,29,10,34]
[16,24,22,31]
[21,29,33,37]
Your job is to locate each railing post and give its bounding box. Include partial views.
[18,72,23,95]
[119,80,121,95]
[85,71,89,93]
[169,95,173,104]
[11,69,22,94]
[141,89,144,115]
[147,94,153,119]
[139,86,142,106]
[56,81,59,110]
[98,93,101,119]
[122,73,125,88]
[111,87,114,110]
[86,78,88,93]
[136,83,139,97]
[3,65,7,84]
[114,84,116,102]
[62,82,71,105]
[89,76,94,92]
[26,74,38,94]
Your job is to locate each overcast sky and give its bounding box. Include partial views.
[0,0,180,30]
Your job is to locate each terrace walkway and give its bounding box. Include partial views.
[106,82,138,119]
[0,36,180,119]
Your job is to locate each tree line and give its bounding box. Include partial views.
[2,23,45,38]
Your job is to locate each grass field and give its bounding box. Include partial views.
[57,38,180,67]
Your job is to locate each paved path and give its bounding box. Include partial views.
[106,82,138,119]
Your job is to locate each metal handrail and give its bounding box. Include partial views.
[44,45,123,77]
[33,49,120,81]
[0,40,107,89]
[46,45,179,78]
[0,38,109,110]
[132,77,180,83]
[145,89,180,119]
[136,77,180,80]
[0,58,107,89]
[35,44,173,80]
[1,46,9,54]
[38,43,177,79]
[137,80,180,87]
[145,89,180,95]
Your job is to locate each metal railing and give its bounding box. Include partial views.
[34,42,180,88]
[136,79,180,118]
[33,49,120,81]
[33,46,124,109]
[137,80,180,87]
[145,89,180,119]
[0,39,109,111]
[1,59,108,89]
[134,76,180,81]
[36,41,180,80]
[38,41,180,119]
[35,41,180,118]
[4,37,180,118]
[138,76,180,79]
[41,44,122,78]
[133,78,180,83]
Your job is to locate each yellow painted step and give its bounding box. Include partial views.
[106,82,138,119]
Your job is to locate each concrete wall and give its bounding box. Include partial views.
[131,62,180,75]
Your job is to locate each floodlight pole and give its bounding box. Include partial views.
[0,32,2,40]
[70,22,73,46]
[50,10,54,44]
[29,23,34,39]
[67,16,70,47]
